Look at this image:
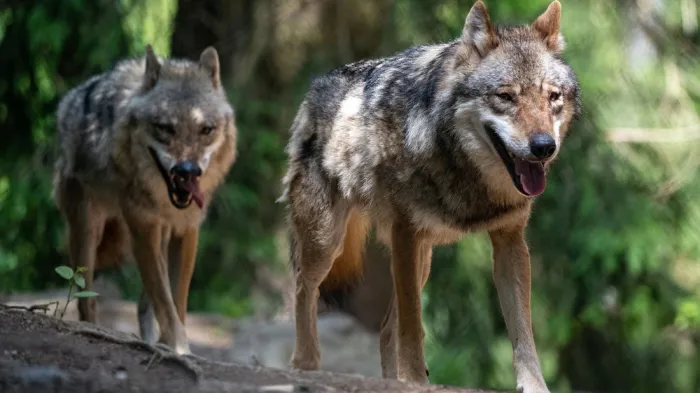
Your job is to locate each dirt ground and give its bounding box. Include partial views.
[0,305,502,393]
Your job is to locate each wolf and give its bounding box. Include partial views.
[280,1,580,391]
[53,45,237,354]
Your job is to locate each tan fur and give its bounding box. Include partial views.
[533,1,565,53]
[174,227,199,323]
[319,209,369,294]
[284,2,576,392]
[95,219,130,271]
[53,45,237,354]
[489,226,547,392]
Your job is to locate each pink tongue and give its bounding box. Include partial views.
[181,178,204,209]
[514,159,546,196]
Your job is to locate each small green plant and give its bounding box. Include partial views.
[54,265,99,319]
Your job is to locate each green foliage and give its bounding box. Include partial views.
[53,265,99,319]
[54,266,74,281]
[406,1,700,392]
[0,0,187,299]
[73,291,100,298]
[1,0,699,392]
[121,0,176,54]
[0,0,133,291]
[185,93,289,318]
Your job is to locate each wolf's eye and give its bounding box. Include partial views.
[549,91,562,102]
[153,123,175,135]
[496,92,515,102]
[200,126,215,136]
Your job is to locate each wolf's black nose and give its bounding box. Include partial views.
[171,160,202,177]
[529,133,557,160]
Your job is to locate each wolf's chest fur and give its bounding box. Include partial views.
[284,2,577,389]
[55,53,234,233]
[296,43,532,235]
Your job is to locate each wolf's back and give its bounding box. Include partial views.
[55,60,143,179]
[283,61,386,308]
[280,64,366,201]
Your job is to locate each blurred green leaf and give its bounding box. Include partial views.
[54,266,73,280]
[73,291,99,298]
[73,275,85,289]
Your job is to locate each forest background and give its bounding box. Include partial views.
[1,0,699,392]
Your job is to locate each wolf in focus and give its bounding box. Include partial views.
[281,1,580,392]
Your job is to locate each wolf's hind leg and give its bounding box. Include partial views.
[289,178,350,371]
[380,293,398,378]
[489,226,549,393]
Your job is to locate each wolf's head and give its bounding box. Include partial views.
[451,1,580,197]
[121,45,234,210]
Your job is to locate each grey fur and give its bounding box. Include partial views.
[283,1,579,391]
[53,45,237,354]
[283,34,580,234]
[55,48,235,211]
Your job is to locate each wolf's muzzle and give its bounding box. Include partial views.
[483,123,549,197]
[148,148,204,210]
[529,132,556,160]
[171,160,202,178]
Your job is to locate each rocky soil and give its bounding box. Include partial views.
[0,304,503,393]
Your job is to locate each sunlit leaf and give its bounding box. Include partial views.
[55,266,73,280]
[74,275,85,289]
[73,291,99,298]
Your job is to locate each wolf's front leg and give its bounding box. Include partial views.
[168,227,199,324]
[390,222,429,383]
[381,241,433,380]
[127,213,190,355]
[489,226,549,393]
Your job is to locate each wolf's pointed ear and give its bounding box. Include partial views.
[199,46,221,89]
[532,1,565,53]
[143,44,161,91]
[461,1,499,58]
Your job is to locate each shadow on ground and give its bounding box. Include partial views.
[0,304,502,393]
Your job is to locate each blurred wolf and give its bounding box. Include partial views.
[281,1,580,391]
[53,45,237,354]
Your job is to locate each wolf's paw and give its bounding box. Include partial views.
[397,374,429,385]
[397,366,429,384]
[290,353,320,371]
[144,342,199,379]
[514,365,549,393]
[156,339,191,355]
[516,382,550,393]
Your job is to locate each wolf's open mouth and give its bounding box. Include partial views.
[483,124,546,197]
[148,147,204,209]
